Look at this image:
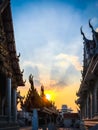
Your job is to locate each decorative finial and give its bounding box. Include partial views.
[21,69,24,73]
[23,79,26,84]
[89,19,94,32]
[80,26,85,39]
[17,52,21,58]
[29,74,34,90]
[29,74,33,81]
[41,85,44,92]
[41,85,44,96]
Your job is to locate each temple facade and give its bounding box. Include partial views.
[76,20,98,127]
[0,0,24,129]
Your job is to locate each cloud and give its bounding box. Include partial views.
[21,61,42,87]
[49,53,81,88]
[50,64,81,88]
[55,53,82,71]
[13,3,82,86]
[11,0,98,111]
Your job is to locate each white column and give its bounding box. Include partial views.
[6,77,11,122]
[12,88,17,122]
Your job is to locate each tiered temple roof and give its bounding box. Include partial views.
[22,74,56,113]
[0,0,24,87]
[76,20,98,106]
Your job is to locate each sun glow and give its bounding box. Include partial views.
[45,90,56,103]
[46,94,51,100]
[45,90,56,102]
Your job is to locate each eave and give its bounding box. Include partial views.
[78,56,97,95]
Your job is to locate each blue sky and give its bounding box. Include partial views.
[11,0,98,110]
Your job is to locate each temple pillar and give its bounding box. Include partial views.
[94,88,97,113]
[84,103,86,118]
[88,93,90,118]
[92,90,94,117]
[12,88,17,122]
[94,87,97,114]
[94,86,98,118]
[90,92,92,118]
[86,94,89,118]
[97,87,98,113]
[6,77,11,122]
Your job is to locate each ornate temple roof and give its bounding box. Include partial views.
[76,20,98,105]
[0,0,24,87]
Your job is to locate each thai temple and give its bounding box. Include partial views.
[76,20,98,128]
[0,0,24,129]
[17,74,58,129]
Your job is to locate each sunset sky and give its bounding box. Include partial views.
[11,0,98,112]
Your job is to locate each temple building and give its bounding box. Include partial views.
[20,74,58,128]
[76,20,98,128]
[0,0,24,129]
[22,74,57,112]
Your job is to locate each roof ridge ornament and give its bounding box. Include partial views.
[80,26,86,40]
[23,79,26,84]
[21,69,24,74]
[89,19,94,32]
[29,74,34,90]
[17,52,20,58]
